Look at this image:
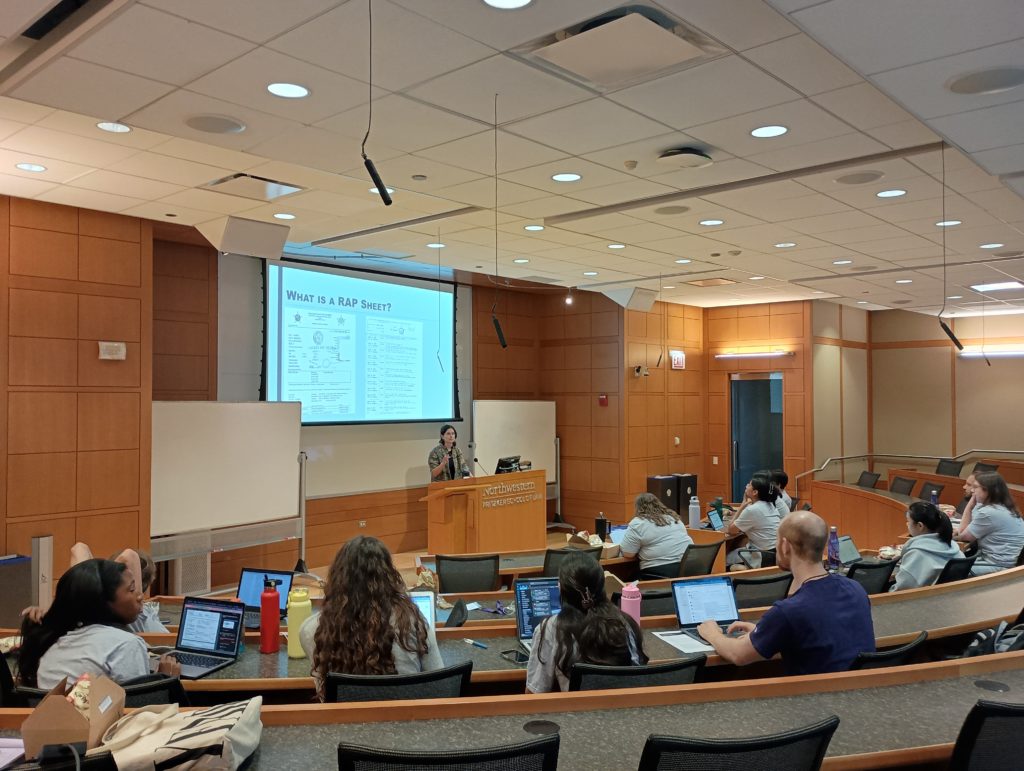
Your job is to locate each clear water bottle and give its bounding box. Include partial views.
[827,526,841,571]
[688,495,701,529]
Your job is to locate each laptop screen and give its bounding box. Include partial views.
[177,598,244,657]
[671,577,739,627]
[707,508,724,531]
[609,525,628,545]
[838,535,861,565]
[410,591,435,631]
[514,578,561,642]
[237,568,294,613]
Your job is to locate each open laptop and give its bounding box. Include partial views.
[670,576,740,644]
[237,568,294,629]
[513,577,561,652]
[410,590,435,631]
[609,524,629,545]
[162,596,245,679]
[837,535,862,567]
[706,508,725,531]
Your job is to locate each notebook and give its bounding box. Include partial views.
[237,568,295,628]
[513,577,561,652]
[164,596,245,679]
[410,591,435,631]
[669,576,739,644]
[609,525,629,545]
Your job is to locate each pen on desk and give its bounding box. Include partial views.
[463,638,488,649]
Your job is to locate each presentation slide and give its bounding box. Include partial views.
[266,263,456,424]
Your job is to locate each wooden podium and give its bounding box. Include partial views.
[424,469,547,554]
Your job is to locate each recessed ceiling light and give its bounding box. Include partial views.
[971,281,1024,292]
[96,121,131,133]
[16,162,47,172]
[895,279,913,284]
[513,258,529,264]
[608,243,625,249]
[947,66,1024,95]
[876,189,906,198]
[524,224,544,231]
[426,242,445,249]
[483,0,533,8]
[833,259,853,265]
[369,186,395,195]
[774,242,796,248]
[675,258,691,264]
[980,243,1004,249]
[812,291,825,294]
[273,213,296,220]
[552,172,581,182]
[857,300,869,304]
[699,218,724,226]
[164,213,178,218]
[267,82,309,98]
[936,220,961,227]
[749,276,765,281]
[411,174,428,181]
[583,271,599,276]
[662,285,675,289]
[947,295,963,299]
[751,125,788,138]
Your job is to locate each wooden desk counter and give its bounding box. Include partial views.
[809,481,915,550]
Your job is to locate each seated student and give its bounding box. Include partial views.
[955,473,977,515]
[890,501,962,591]
[699,511,875,675]
[955,471,1024,575]
[771,469,793,513]
[619,492,694,577]
[301,535,443,700]
[726,471,782,568]
[527,551,648,693]
[18,559,179,689]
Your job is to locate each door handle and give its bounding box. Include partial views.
[732,440,739,469]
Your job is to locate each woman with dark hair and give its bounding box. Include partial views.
[526,551,647,693]
[427,424,470,481]
[300,536,443,700]
[955,471,1024,575]
[619,492,694,577]
[725,471,782,568]
[18,559,178,689]
[890,501,961,591]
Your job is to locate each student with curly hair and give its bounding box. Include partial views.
[619,492,694,578]
[300,535,443,699]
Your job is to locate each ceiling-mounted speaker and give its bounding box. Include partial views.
[657,147,713,169]
[601,287,657,312]
[196,216,290,260]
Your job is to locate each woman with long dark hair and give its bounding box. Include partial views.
[18,559,177,688]
[956,471,1024,575]
[301,536,443,700]
[891,501,961,591]
[619,492,694,578]
[526,551,647,692]
[725,470,782,568]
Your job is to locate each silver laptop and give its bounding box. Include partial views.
[513,577,561,652]
[237,567,295,629]
[164,596,245,679]
[838,535,862,566]
[670,576,740,644]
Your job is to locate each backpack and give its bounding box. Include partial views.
[962,621,1024,657]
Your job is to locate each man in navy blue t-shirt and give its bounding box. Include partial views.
[698,510,875,675]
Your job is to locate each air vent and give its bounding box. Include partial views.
[687,277,736,287]
[201,173,303,201]
[835,171,885,185]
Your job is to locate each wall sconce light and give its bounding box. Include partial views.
[713,350,795,359]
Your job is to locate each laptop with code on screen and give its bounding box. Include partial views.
[167,596,245,679]
[514,577,561,652]
[671,576,739,644]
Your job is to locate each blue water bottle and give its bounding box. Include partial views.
[930,489,938,505]
[827,526,841,572]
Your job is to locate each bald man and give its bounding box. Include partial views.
[698,511,875,675]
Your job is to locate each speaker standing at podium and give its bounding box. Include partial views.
[428,424,471,482]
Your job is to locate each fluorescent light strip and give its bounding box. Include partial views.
[959,349,1024,358]
[970,281,1023,292]
[714,351,795,359]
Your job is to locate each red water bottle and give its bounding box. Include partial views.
[260,576,281,654]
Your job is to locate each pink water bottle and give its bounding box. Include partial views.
[620,582,642,625]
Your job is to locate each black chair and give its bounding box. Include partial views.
[855,471,880,489]
[636,715,840,771]
[435,554,500,593]
[737,548,777,570]
[568,656,706,691]
[611,589,675,617]
[936,458,965,476]
[732,572,793,609]
[679,540,725,577]
[14,684,47,706]
[1017,544,1024,567]
[790,497,800,510]
[919,482,945,501]
[889,476,916,496]
[0,655,20,708]
[972,461,999,475]
[846,559,897,594]
[324,660,472,703]
[338,734,559,771]
[541,546,602,577]
[119,673,190,707]
[935,554,979,584]
[849,631,928,670]
[949,699,1024,771]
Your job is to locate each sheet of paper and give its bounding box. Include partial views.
[653,630,714,654]
[465,602,481,611]
[0,737,25,770]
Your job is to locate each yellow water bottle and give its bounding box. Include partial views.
[286,587,312,659]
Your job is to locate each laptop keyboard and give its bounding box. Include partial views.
[175,651,226,668]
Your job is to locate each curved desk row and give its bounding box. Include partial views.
[882,468,1024,511]
[809,481,915,550]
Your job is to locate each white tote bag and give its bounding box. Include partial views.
[95,697,262,771]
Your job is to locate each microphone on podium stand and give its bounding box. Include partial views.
[472,457,489,476]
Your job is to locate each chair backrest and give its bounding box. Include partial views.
[679,540,724,577]
[972,461,999,476]
[856,471,880,489]
[338,734,559,771]
[732,572,793,609]
[936,458,965,476]
[325,660,472,703]
[568,656,706,691]
[846,559,897,594]
[541,546,601,577]
[919,482,945,501]
[612,589,676,617]
[435,554,500,593]
[14,684,48,707]
[935,554,978,585]
[0,654,18,707]
[120,674,190,707]
[1017,545,1024,568]
[637,715,840,771]
[889,476,916,496]
[949,699,1024,771]
[849,630,928,670]
[737,548,777,570]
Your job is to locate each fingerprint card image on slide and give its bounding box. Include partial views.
[365,317,423,419]
[283,311,356,417]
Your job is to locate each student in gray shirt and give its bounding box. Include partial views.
[619,493,694,577]
[956,472,1024,575]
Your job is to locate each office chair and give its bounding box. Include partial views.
[541,546,602,577]
[935,555,978,585]
[611,588,675,617]
[936,458,965,476]
[324,661,472,703]
[889,476,916,496]
[855,471,880,489]
[737,548,777,570]
[1017,545,1024,567]
[679,540,726,577]
[637,715,840,771]
[732,572,793,609]
[919,482,945,502]
[568,656,706,691]
[849,631,928,670]
[338,734,559,771]
[949,699,1024,771]
[435,554,500,593]
[846,559,897,594]
[971,461,999,475]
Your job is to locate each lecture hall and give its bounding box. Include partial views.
[1,1,1023,769]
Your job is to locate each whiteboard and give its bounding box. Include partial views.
[151,402,301,536]
[471,400,557,483]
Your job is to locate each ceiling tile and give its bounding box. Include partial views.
[108,152,231,187]
[350,153,483,193]
[930,100,1024,153]
[145,0,339,44]
[159,188,264,215]
[0,96,54,124]
[502,157,650,194]
[0,118,27,143]
[122,201,219,225]
[657,0,798,51]
[745,34,862,96]
[67,169,184,200]
[432,177,544,208]
[35,186,147,213]
[567,178,679,206]
[414,130,568,175]
[498,196,594,220]
[34,110,169,150]
[504,97,668,154]
[250,125,402,175]
[581,130,714,178]
[0,171,58,198]
[782,209,881,236]
[280,189,389,217]
[0,0,55,39]
[647,158,774,192]
[0,147,94,183]
[810,83,916,130]
[148,136,263,171]
[748,132,889,172]
[865,119,941,150]
[2,125,141,166]
[971,142,1024,175]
